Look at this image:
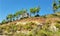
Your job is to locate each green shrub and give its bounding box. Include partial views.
[55,24,60,29]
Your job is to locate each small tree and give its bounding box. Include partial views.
[6,14,13,22]
[30,8,37,17]
[53,0,58,13]
[19,9,27,18]
[58,0,60,8]
[30,6,40,17]
[2,20,6,24]
[14,12,19,20]
[35,6,40,17]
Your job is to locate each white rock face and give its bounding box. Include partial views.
[0,35,7,36]
[16,31,20,33]
[21,30,30,34]
[49,24,58,32]
[16,21,42,25]
[16,22,27,25]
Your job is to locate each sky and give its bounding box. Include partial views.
[0,0,53,23]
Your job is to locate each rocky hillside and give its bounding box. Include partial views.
[0,12,60,36]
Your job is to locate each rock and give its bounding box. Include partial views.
[49,25,58,32]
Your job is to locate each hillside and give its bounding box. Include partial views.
[0,12,60,36]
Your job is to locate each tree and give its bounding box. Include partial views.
[19,9,27,18]
[30,6,40,17]
[58,0,60,8]
[12,14,16,21]
[53,0,58,13]
[30,8,36,17]
[6,14,13,22]
[14,12,19,20]
[2,20,6,24]
[35,6,40,17]
[58,0,60,4]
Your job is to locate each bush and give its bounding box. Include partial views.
[1,20,7,24]
[55,24,60,29]
[55,21,60,23]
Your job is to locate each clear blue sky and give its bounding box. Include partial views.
[0,0,53,22]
